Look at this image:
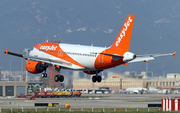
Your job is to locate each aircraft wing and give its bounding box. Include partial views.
[129,51,176,63]
[4,49,72,69]
[24,55,72,68]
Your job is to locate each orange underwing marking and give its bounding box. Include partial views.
[124,63,127,66]
[144,60,148,63]
[5,48,9,54]
[24,58,30,61]
[173,51,176,57]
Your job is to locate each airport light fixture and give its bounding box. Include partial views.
[21,48,30,82]
[21,49,24,82]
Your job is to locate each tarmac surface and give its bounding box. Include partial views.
[0,93,178,108]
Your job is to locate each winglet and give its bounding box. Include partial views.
[124,63,127,66]
[5,48,9,54]
[25,58,30,61]
[173,51,176,57]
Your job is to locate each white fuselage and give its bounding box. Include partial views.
[29,43,107,70]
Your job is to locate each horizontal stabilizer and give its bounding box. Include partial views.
[129,51,176,63]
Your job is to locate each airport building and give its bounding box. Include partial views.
[167,73,180,79]
[73,72,179,90]
[0,81,27,96]
[28,81,43,88]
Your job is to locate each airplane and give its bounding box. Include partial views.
[4,14,176,83]
[126,87,148,94]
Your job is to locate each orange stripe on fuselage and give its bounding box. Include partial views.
[34,42,85,68]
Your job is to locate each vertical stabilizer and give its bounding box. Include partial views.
[110,15,135,53]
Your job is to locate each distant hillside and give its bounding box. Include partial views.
[0,0,180,76]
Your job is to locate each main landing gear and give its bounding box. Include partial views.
[92,76,102,82]
[54,75,64,82]
[92,71,102,83]
[54,66,64,82]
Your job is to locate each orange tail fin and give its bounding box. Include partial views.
[109,15,135,53]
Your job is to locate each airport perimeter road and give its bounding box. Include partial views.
[0,93,178,108]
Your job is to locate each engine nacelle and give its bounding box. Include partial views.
[123,52,136,62]
[83,71,96,75]
[26,61,47,74]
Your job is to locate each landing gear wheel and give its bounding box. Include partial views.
[59,75,64,82]
[92,76,102,82]
[54,75,59,82]
[44,73,47,77]
[42,73,47,78]
[54,75,64,82]
[92,76,96,82]
[42,73,44,78]
[97,76,102,82]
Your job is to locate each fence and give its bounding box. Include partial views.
[0,108,162,113]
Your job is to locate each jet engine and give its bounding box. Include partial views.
[26,61,47,74]
[123,52,136,62]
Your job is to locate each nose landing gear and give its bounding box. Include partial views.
[41,66,64,83]
[41,72,47,78]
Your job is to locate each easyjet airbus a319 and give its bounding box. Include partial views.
[4,15,176,83]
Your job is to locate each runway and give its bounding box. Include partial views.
[0,93,177,108]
